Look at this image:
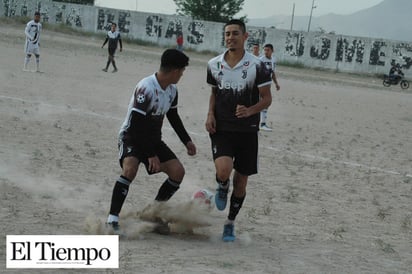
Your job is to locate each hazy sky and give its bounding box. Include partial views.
[94,0,384,18]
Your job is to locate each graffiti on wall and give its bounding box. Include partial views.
[392,43,412,69]
[246,28,267,51]
[285,32,305,57]
[65,7,82,27]
[187,21,204,45]
[2,0,412,72]
[310,35,331,60]
[369,41,386,66]
[335,38,365,63]
[97,9,130,33]
[146,15,162,37]
[2,0,85,27]
[145,15,205,45]
[165,18,182,38]
[2,0,34,17]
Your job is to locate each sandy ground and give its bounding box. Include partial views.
[1,22,412,273]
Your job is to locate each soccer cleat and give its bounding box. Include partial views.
[112,68,118,73]
[260,123,272,132]
[106,221,120,233]
[102,68,108,72]
[152,218,170,235]
[222,223,235,242]
[215,184,229,211]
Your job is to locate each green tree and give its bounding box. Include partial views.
[173,0,246,23]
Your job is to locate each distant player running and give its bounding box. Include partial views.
[24,11,42,72]
[101,23,122,73]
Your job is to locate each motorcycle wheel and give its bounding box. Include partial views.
[400,80,409,90]
[383,79,391,87]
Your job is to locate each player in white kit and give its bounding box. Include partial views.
[24,11,42,72]
[259,43,281,131]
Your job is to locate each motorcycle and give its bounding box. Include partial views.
[383,70,409,89]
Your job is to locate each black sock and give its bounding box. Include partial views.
[109,176,131,216]
[106,59,110,69]
[112,61,117,70]
[216,175,229,189]
[155,178,180,201]
[228,194,246,221]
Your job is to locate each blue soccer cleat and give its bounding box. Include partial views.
[215,185,229,211]
[222,223,235,242]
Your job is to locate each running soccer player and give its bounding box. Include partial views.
[205,19,272,242]
[101,23,123,73]
[24,11,42,72]
[259,43,281,131]
[106,49,196,233]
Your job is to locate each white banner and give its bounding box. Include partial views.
[6,235,118,268]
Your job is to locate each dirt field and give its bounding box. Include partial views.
[1,22,411,273]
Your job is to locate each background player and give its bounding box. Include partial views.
[24,11,42,72]
[101,22,123,72]
[259,43,281,131]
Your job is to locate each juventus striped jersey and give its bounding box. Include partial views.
[207,50,272,132]
[260,55,277,74]
[103,30,122,49]
[119,73,190,156]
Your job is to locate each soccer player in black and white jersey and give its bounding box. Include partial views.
[24,11,42,72]
[259,43,281,131]
[106,49,196,232]
[101,23,123,73]
[205,19,272,242]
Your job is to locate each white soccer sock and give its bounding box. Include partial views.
[107,214,119,223]
[24,57,30,69]
[260,109,268,124]
[224,219,234,225]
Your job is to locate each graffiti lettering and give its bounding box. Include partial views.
[285,32,305,57]
[310,36,331,60]
[146,15,162,37]
[246,28,267,51]
[165,19,182,38]
[118,11,130,33]
[187,21,204,45]
[369,41,386,66]
[336,38,365,63]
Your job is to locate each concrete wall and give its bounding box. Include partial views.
[2,0,412,77]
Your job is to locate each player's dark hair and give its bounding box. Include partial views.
[160,49,189,71]
[225,19,246,33]
[264,43,274,51]
[111,22,117,27]
[34,11,40,16]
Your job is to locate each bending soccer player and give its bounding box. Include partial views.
[106,49,196,232]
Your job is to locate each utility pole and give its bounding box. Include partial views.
[290,3,295,31]
[307,0,317,32]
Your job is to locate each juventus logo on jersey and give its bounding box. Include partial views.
[242,70,247,79]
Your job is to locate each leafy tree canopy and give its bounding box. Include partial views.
[173,0,246,23]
